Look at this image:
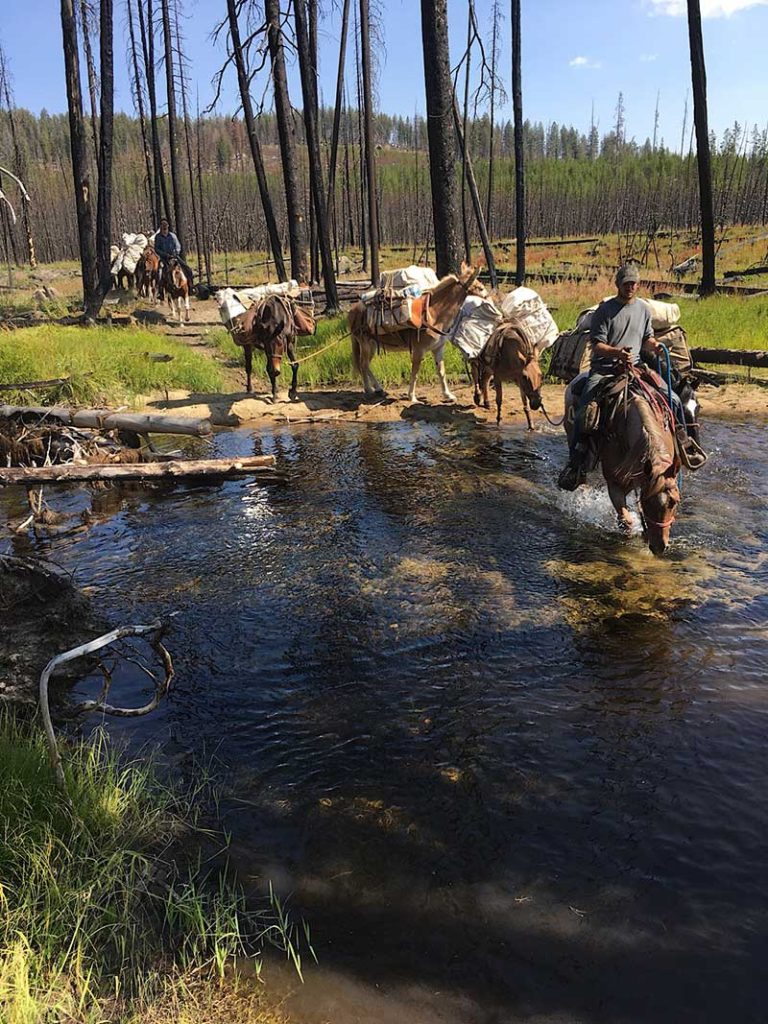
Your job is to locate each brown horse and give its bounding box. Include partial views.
[564,373,681,555]
[216,290,299,400]
[472,321,543,428]
[348,264,486,402]
[135,246,161,302]
[161,256,190,323]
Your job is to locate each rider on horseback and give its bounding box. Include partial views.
[557,264,694,492]
[153,218,194,291]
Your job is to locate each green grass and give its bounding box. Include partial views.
[0,712,310,1023]
[0,325,224,406]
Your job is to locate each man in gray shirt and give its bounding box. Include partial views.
[558,264,661,490]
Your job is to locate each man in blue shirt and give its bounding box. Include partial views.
[153,218,194,287]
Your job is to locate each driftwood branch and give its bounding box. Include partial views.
[0,454,277,486]
[39,619,174,799]
[0,406,212,437]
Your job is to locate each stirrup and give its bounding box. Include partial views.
[675,424,708,471]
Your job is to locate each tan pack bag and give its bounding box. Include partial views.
[655,325,692,372]
[293,304,316,336]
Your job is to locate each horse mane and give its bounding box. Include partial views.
[612,392,675,492]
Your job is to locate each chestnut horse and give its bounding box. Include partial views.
[161,255,190,324]
[348,264,486,402]
[135,246,161,303]
[564,372,681,556]
[472,321,543,428]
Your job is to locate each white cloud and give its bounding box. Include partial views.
[640,53,658,61]
[648,0,768,16]
[569,56,601,69]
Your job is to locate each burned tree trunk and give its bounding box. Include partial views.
[686,0,716,296]
[511,0,525,285]
[326,0,351,247]
[359,0,379,285]
[79,0,101,171]
[127,0,156,223]
[60,0,98,315]
[160,0,184,245]
[294,0,339,309]
[265,0,308,283]
[89,0,114,322]
[226,0,286,280]
[420,0,462,276]
[140,0,169,225]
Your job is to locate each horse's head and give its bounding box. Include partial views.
[459,262,487,298]
[639,466,680,556]
[513,327,542,410]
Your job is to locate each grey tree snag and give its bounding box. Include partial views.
[294,0,339,309]
[161,0,184,245]
[127,0,156,222]
[140,0,169,224]
[359,0,379,284]
[226,0,286,281]
[420,0,462,276]
[265,0,308,284]
[686,0,716,296]
[451,98,497,287]
[60,0,98,315]
[326,0,351,223]
[511,0,525,286]
[79,0,101,170]
[90,0,114,321]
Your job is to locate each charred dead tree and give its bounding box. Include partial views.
[686,0,716,295]
[174,6,203,281]
[358,0,379,284]
[126,0,156,223]
[265,0,309,283]
[511,0,525,284]
[294,0,339,310]
[223,0,286,281]
[420,0,462,276]
[308,0,319,283]
[485,0,504,237]
[60,0,98,315]
[160,0,185,245]
[0,50,36,267]
[78,0,101,171]
[93,0,115,320]
[139,0,169,224]
[326,0,351,266]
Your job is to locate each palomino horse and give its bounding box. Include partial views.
[135,246,161,303]
[161,256,190,323]
[564,370,681,556]
[472,321,543,428]
[216,290,299,400]
[348,264,486,402]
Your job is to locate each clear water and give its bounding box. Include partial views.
[4,417,767,1023]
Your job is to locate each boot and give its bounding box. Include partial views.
[557,448,588,491]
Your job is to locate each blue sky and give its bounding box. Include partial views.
[2,0,766,148]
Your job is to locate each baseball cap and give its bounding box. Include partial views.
[615,264,640,285]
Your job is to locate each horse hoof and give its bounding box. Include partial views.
[444,393,457,404]
[289,391,299,403]
[483,401,491,411]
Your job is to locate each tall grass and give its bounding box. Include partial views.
[0,712,308,1023]
[0,325,224,406]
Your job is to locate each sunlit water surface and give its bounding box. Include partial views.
[3,418,767,1023]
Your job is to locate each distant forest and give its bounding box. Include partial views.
[2,106,767,266]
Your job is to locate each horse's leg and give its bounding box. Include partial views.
[244,345,253,394]
[481,369,491,410]
[433,342,456,403]
[607,479,634,534]
[266,354,279,401]
[520,386,534,430]
[495,378,504,424]
[471,362,482,406]
[287,340,299,401]
[407,346,425,403]
[364,338,385,396]
[184,292,190,323]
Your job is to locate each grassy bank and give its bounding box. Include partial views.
[0,712,301,1023]
[0,325,224,407]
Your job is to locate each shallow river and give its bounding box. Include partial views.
[4,416,768,1023]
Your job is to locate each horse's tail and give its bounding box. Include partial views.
[348,304,366,378]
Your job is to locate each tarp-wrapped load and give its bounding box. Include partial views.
[500,286,558,353]
[378,265,439,292]
[239,280,300,304]
[361,265,439,335]
[450,296,503,359]
[577,297,681,334]
[111,232,149,276]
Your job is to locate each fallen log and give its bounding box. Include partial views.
[0,454,276,486]
[0,405,212,437]
[0,373,94,393]
[691,347,768,368]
